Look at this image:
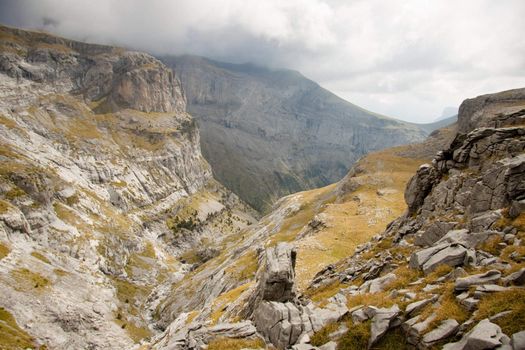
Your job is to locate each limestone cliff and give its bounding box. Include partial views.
[161,55,427,212]
[0,25,256,349]
[147,88,524,350]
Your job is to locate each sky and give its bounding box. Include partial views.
[0,0,524,123]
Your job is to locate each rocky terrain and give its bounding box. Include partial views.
[0,24,524,350]
[162,55,428,212]
[0,25,256,349]
[137,88,523,350]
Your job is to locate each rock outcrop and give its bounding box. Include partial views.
[162,55,427,211]
[304,88,525,350]
[0,25,256,350]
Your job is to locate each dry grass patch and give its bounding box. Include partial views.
[478,235,504,255]
[225,249,258,282]
[338,320,371,350]
[210,282,252,324]
[386,266,422,290]
[305,280,343,304]
[206,337,265,350]
[10,268,50,292]
[311,322,339,346]
[476,289,525,335]
[31,251,51,264]
[419,282,469,330]
[0,307,38,350]
[346,291,398,310]
[0,242,10,260]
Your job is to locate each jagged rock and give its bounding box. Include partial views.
[509,199,525,219]
[415,221,457,247]
[502,267,525,286]
[319,341,337,350]
[405,298,434,317]
[422,319,459,346]
[368,304,400,347]
[259,243,297,303]
[511,331,525,350]
[403,313,437,345]
[253,301,304,349]
[457,88,525,134]
[460,297,479,311]
[405,164,440,215]
[443,319,506,350]
[455,270,502,291]
[360,272,396,293]
[436,229,494,249]
[352,308,368,323]
[410,242,472,274]
[470,211,502,232]
[489,311,512,322]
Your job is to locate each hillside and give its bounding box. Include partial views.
[161,55,427,211]
[0,25,256,349]
[143,88,524,350]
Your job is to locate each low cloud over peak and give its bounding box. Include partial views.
[1,0,523,122]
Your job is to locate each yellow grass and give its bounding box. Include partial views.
[291,149,425,290]
[209,282,252,324]
[206,337,265,350]
[476,289,525,335]
[0,307,38,350]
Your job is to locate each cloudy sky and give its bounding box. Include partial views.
[1,0,524,123]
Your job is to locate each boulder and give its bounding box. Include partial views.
[454,270,502,291]
[360,273,396,293]
[415,221,457,247]
[422,319,459,346]
[405,298,434,317]
[511,331,525,350]
[502,267,525,286]
[253,301,303,349]
[368,304,400,347]
[421,244,469,274]
[405,164,440,215]
[443,319,506,350]
[259,243,297,302]
[319,341,337,350]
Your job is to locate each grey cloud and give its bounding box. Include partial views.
[0,0,523,122]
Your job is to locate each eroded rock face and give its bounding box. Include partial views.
[162,55,427,211]
[0,26,185,114]
[0,25,256,350]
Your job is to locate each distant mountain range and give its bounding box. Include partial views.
[162,55,430,211]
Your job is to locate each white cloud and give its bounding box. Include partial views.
[1,0,523,122]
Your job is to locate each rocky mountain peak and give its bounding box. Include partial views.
[0,24,185,113]
[457,87,525,134]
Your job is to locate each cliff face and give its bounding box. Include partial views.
[146,89,524,350]
[0,25,255,349]
[161,55,427,212]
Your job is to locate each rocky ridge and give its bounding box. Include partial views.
[0,25,256,349]
[162,55,427,211]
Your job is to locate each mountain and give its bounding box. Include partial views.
[417,114,458,134]
[150,88,525,350]
[161,55,427,212]
[0,25,256,349]
[436,106,459,121]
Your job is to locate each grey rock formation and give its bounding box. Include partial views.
[368,304,401,347]
[443,319,507,350]
[0,25,257,350]
[457,88,525,134]
[512,331,525,350]
[422,319,459,346]
[502,268,525,286]
[455,270,502,291]
[161,55,427,211]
